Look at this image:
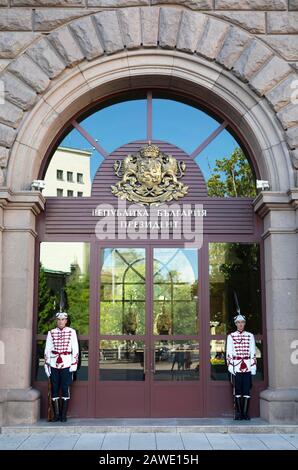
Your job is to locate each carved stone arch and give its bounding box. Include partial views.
[0,6,296,191]
[1,5,298,426]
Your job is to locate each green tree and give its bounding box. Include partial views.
[65,263,90,335]
[154,268,198,336]
[207,147,256,197]
[38,263,57,334]
[209,243,262,335]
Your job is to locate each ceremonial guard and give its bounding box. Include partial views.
[44,312,79,422]
[226,315,257,420]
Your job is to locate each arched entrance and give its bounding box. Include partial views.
[1,7,296,424]
[33,119,266,417]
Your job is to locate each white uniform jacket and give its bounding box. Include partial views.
[226,330,257,375]
[45,327,79,370]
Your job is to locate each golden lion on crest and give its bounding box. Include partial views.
[111,144,188,205]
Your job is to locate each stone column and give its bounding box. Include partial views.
[0,190,45,425]
[254,190,298,424]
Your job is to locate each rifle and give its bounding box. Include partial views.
[231,290,240,419]
[233,290,241,315]
[230,372,236,420]
[47,377,53,422]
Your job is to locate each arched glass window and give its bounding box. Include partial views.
[42,91,256,199]
[34,89,265,419]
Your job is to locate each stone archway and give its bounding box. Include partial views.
[0,6,297,425]
[0,6,296,190]
[6,49,293,192]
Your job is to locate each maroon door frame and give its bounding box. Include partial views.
[32,232,267,418]
[95,242,150,418]
[31,84,268,417]
[203,229,268,418]
[148,243,204,418]
[95,241,203,418]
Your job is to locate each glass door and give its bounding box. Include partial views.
[150,247,202,417]
[96,245,202,418]
[96,247,149,417]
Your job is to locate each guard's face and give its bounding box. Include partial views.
[236,320,245,332]
[57,318,67,329]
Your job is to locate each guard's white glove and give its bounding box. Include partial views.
[44,364,51,378]
[69,364,77,373]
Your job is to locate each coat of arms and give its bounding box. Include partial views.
[111,144,188,205]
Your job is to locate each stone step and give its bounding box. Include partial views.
[1,418,298,434]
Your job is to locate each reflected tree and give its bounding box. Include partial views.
[65,263,90,335]
[209,243,262,335]
[38,261,90,335]
[38,263,57,334]
[154,267,198,335]
[100,249,146,335]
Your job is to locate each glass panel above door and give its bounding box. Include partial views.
[153,248,199,335]
[100,248,146,335]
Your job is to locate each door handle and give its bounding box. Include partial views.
[150,348,155,374]
[143,345,147,375]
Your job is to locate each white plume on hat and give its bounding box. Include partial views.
[56,312,68,319]
[234,314,246,323]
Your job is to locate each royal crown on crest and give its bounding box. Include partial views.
[139,144,160,159]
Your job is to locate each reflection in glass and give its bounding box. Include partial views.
[35,340,47,381]
[210,339,264,381]
[153,249,198,335]
[209,243,262,335]
[38,242,90,335]
[255,340,264,381]
[100,248,145,335]
[76,340,89,381]
[99,340,145,381]
[154,341,199,381]
[210,339,228,381]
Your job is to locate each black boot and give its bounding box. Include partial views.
[61,399,69,422]
[52,399,60,422]
[234,396,242,420]
[242,397,251,420]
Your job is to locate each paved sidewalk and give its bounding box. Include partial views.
[0,432,298,450]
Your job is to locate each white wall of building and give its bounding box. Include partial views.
[43,147,91,198]
[40,242,90,275]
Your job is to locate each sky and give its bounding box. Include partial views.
[61,99,240,182]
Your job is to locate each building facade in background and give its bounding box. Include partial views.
[43,147,91,198]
